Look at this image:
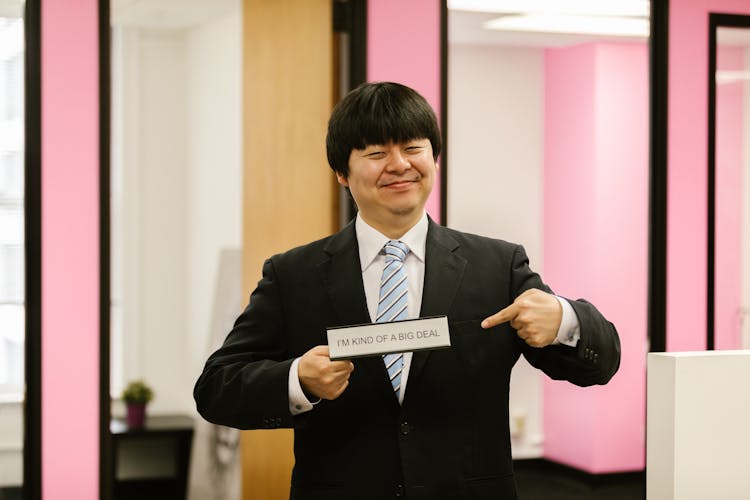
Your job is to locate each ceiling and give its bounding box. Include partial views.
[718,27,750,47]
[7,1,750,49]
[111,0,237,30]
[109,0,650,48]
[449,9,647,47]
[0,0,22,18]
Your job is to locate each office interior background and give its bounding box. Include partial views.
[1,0,749,498]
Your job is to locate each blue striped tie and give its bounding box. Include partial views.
[377,240,409,399]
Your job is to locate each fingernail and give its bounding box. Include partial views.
[481,321,487,328]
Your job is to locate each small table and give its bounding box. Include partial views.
[111,414,194,500]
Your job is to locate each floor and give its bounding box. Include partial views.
[514,460,646,500]
[0,488,20,500]
[1,463,647,500]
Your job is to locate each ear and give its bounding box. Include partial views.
[435,162,440,170]
[336,172,349,187]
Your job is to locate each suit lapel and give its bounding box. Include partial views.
[317,222,370,327]
[408,220,467,387]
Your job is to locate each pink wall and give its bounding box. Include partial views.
[543,43,649,473]
[367,0,442,223]
[715,47,745,349]
[41,0,100,498]
[667,0,750,351]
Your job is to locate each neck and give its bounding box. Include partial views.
[360,211,424,240]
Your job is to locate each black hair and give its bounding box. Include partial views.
[326,82,442,177]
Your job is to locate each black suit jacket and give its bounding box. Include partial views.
[194,219,620,500]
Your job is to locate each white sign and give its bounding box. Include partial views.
[327,315,451,360]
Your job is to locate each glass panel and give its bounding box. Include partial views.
[0,4,25,494]
[110,0,243,496]
[448,0,650,478]
[715,25,750,349]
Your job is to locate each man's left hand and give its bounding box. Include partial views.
[481,288,562,348]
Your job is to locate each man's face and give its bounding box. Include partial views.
[337,139,437,229]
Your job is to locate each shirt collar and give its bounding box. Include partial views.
[355,212,428,271]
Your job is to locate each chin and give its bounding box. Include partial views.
[388,205,421,217]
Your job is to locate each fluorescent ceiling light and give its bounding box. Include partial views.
[483,14,649,38]
[716,70,750,84]
[448,0,650,18]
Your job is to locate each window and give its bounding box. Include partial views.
[0,17,24,400]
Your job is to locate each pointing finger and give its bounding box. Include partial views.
[481,302,519,329]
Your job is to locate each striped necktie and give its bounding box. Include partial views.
[377,240,409,399]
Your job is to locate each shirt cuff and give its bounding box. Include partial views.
[553,296,580,347]
[288,357,319,415]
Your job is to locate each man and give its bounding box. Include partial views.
[194,82,620,500]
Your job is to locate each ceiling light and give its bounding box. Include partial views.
[716,70,750,84]
[448,0,650,18]
[483,14,650,38]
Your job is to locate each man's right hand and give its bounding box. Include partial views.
[298,345,354,400]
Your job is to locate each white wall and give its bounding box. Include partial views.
[448,44,544,458]
[113,6,242,417]
[184,9,243,407]
[131,28,190,414]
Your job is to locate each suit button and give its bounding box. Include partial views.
[400,422,410,435]
[395,484,404,497]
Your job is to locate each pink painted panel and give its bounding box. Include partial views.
[41,0,100,498]
[543,44,597,298]
[367,0,442,223]
[714,47,745,349]
[544,44,649,472]
[667,0,750,351]
[543,44,598,471]
[589,44,648,472]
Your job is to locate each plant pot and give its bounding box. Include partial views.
[126,402,147,429]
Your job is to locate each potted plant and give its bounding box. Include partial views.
[122,379,154,429]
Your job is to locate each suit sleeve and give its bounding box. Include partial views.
[193,257,295,430]
[509,245,621,386]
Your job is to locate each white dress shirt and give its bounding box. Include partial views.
[288,212,579,414]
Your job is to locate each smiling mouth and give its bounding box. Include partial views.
[380,178,419,188]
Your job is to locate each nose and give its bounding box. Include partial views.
[386,147,410,172]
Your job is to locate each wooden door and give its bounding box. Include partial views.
[242,0,336,498]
